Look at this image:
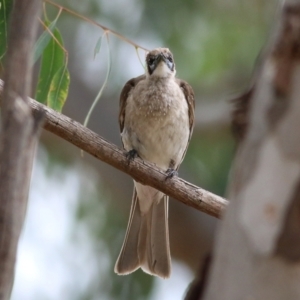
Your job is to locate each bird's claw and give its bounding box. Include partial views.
[126,149,138,164]
[165,168,178,180]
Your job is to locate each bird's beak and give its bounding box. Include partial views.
[148,54,166,74]
[155,53,173,71]
[156,53,167,65]
[150,54,164,72]
[147,52,174,75]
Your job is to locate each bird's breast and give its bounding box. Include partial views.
[122,78,190,170]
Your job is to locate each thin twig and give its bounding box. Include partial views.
[38,15,65,53]
[83,33,111,128]
[44,0,149,52]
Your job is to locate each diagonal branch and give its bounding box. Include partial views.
[0,79,228,219]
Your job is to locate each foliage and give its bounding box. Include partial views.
[35,18,69,112]
[0,0,13,64]
[0,2,70,112]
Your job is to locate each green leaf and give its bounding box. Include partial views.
[0,0,13,62]
[33,19,58,64]
[47,66,70,112]
[35,21,69,111]
[94,35,102,59]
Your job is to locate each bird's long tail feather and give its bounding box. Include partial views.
[114,189,171,278]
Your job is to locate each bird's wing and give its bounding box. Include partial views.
[174,79,195,167]
[119,74,146,132]
[176,78,195,143]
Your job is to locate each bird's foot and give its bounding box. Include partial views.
[126,149,138,164]
[165,168,178,180]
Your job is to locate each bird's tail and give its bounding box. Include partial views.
[114,188,171,278]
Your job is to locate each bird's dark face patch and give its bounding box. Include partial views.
[146,48,175,76]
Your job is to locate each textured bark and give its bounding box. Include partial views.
[0,79,227,218]
[231,87,253,143]
[0,1,41,299]
[204,1,300,299]
[184,255,212,300]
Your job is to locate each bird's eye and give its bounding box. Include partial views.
[167,56,173,63]
[148,57,155,65]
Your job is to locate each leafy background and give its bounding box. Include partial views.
[0,0,279,299]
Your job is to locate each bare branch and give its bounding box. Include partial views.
[0,0,42,298]
[0,79,228,219]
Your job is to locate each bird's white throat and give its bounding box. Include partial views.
[149,61,176,78]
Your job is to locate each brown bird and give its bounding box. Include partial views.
[115,48,195,278]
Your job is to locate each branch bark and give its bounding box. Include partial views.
[0,1,41,299]
[0,78,228,219]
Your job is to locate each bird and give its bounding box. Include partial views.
[114,48,195,279]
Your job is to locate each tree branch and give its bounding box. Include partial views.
[0,79,228,219]
[0,0,42,298]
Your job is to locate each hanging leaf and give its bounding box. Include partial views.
[0,0,13,62]
[83,34,111,128]
[35,20,70,111]
[47,65,70,112]
[94,35,102,59]
[33,19,58,64]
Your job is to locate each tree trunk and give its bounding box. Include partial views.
[204,1,300,299]
[0,1,41,299]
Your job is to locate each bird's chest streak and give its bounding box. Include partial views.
[122,82,189,170]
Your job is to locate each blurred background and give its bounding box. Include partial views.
[9,0,279,299]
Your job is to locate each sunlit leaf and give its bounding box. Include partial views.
[0,0,13,62]
[47,65,70,112]
[35,20,69,111]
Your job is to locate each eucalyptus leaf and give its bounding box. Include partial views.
[33,19,58,64]
[35,21,69,111]
[47,66,70,112]
[94,35,102,59]
[0,0,13,62]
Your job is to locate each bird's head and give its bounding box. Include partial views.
[145,48,176,78]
